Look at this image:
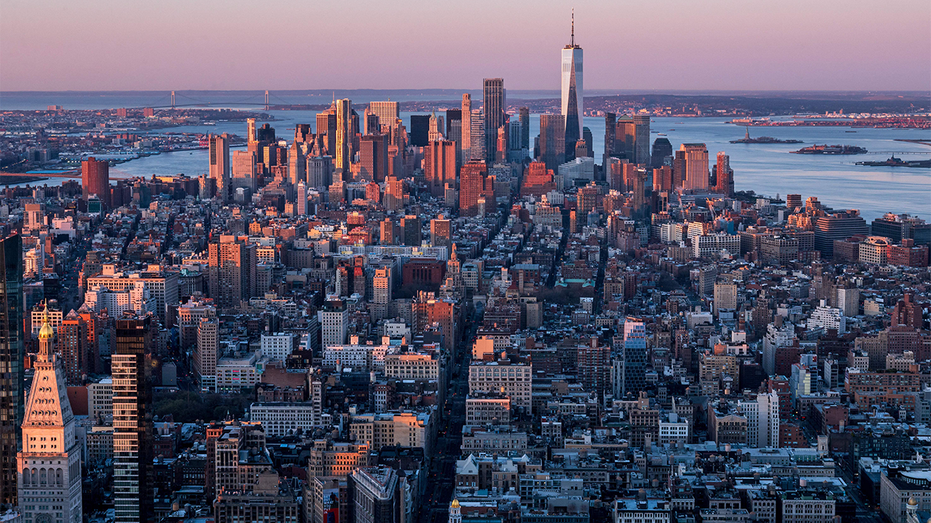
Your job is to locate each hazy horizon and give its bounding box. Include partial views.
[2,0,929,92]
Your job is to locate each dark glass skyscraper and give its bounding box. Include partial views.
[651,137,673,169]
[561,12,583,161]
[519,107,530,151]
[409,115,430,147]
[0,234,23,506]
[483,78,505,162]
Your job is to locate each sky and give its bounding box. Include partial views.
[1,0,929,92]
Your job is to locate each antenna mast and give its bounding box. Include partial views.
[571,9,575,47]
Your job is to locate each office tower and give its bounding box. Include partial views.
[561,13,583,158]
[483,78,505,161]
[209,133,231,202]
[680,143,709,192]
[582,127,593,157]
[113,314,153,523]
[622,318,646,397]
[58,309,87,385]
[0,235,23,506]
[194,317,218,392]
[335,98,352,174]
[288,141,306,186]
[256,123,276,143]
[428,111,445,142]
[461,94,473,162]
[715,152,733,196]
[469,110,485,161]
[231,150,257,193]
[400,215,422,246]
[246,118,257,143]
[519,107,530,151]
[316,109,337,156]
[81,157,110,208]
[653,166,673,193]
[633,115,650,165]
[604,113,616,165]
[348,467,401,523]
[207,236,257,309]
[369,101,400,136]
[446,108,463,167]
[520,161,556,197]
[813,211,869,258]
[651,138,673,168]
[539,114,566,171]
[409,115,430,147]
[294,123,312,143]
[496,121,509,163]
[578,338,609,398]
[308,156,334,190]
[459,161,494,217]
[508,119,523,162]
[17,311,82,523]
[360,134,390,182]
[424,140,457,198]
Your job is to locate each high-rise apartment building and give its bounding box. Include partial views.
[81,157,111,208]
[195,317,219,392]
[680,143,709,192]
[17,312,83,523]
[208,235,257,309]
[622,318,647,397]
[316,109,337,157]
[424,140,457,198]
[0,235,24,506]
[561,13,583,157]
[446,108,463,167]
[246,118,257,144]
[113,314,154,523]
[209,133,231,202]
[58,309,87,385]
[469,109,485,161]
[319,299,348,348]
[483,78,505,162]
[461,94,473,162]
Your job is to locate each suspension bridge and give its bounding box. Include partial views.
[128,90,322,110]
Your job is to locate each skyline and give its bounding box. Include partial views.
[1,0,929,92]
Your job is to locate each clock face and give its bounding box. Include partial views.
[36,515,53,523]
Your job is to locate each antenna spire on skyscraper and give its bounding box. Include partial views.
[571,9,575,47]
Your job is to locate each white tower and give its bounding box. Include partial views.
[448,499,462,523]
[17,308,83,523]
[561,10,584,145]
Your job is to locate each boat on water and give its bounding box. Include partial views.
[856,156,931,168]
[730,127,802,144]
[791,144,868,155]
[657,133,667,136]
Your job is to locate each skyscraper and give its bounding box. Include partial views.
[409,115,430,147]
[461,94,472,163]
[715,151,733,196]
[335,99,352,175]
[113,313,154,523]
[519,107,530,152]
[316,109,337,156]
[424,140,457,198]
[18,310,83,523]
[446,108,463,166]
[680,143,709,192]
[459,161,494,217]
[539,114,566,171]
[561,12,583,158]
[0,234,24,506]
[369,101,400,137]
[58,309,88,385]
[622,318,647,397]
[81,157,110,208]
[633,115,651,165]
[483,78,505,162]
[360,134,389,183]
[209,133,231,202]
[469,110,485,162]
[604,113,616,166]
[651,138,673,169]
[246,118,257,144]
[288,141,306,186]
[208,236,257,309]
[428,111,445,142]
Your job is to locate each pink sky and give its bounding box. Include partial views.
[1,0,929,92]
